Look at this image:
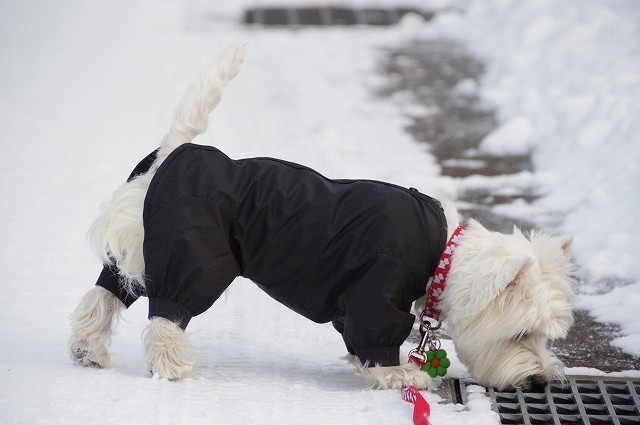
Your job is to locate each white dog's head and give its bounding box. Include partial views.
[440,219,575,390]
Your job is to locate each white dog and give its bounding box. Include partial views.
[69,42,575,390]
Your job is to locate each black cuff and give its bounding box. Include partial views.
[355,346,400,367]
[148,298,193,330]
[95,265,141,308]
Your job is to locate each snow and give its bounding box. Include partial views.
[0,0,638,423]
[573,282,640,356]
[478,117,533,156]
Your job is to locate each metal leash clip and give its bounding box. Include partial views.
[408,320,441,367]
[409,319,448,371]
[409,319,451,377]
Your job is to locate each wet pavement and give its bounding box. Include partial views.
[376,38,640,372]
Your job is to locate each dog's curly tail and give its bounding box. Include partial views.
[87,42,246,295]
[155,40,246,166]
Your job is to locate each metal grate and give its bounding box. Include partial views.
[454,377,640,425]
[243,6,434,26]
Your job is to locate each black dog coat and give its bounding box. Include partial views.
[97,144,447,367]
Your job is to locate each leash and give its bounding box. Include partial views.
[401,385,431,425]
[400,225,466,425]
[408,225,465,373]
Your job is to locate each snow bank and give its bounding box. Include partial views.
[574,282,640,356]
[428,0,640,281]
[425,0,640,357]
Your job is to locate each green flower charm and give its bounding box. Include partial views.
[421,348,450,378]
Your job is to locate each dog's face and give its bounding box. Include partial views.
[441,220,575,390]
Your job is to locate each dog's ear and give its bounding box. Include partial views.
[447,219,534,316]
[469,254,533,312]
[557,235,573,259]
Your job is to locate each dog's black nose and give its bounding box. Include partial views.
[527,375,549,391]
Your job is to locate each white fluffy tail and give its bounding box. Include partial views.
[155,40,246,167]
[88,41,246,295]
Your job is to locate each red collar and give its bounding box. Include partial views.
[422,225,466,322]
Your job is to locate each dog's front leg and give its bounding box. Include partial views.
[355,359,433,390]
[143,316,194,380]
[68,286,124,368]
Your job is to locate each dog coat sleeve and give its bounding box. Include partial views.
[338,254,420,367]
[95,264,144,308]
[143,199,242,330]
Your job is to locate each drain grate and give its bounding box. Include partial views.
[243,6,434,26]
[454,377,640,425]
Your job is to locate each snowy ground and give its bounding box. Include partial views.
[1,0,638,424]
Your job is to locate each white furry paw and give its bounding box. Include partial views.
[359,362,432,390]
[143,317,194,380]
[69,339,110,368]
[68,287,123,369]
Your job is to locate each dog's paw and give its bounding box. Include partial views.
[143,317,194,380]
[69,340,109,368]
[359,362,432,390]
[148,357,193,381]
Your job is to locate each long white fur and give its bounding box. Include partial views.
[155,40,247,166]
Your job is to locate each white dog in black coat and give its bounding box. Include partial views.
[69,42,575,390]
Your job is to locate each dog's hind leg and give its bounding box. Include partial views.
[68,286,124,368]
[143,317,194,380]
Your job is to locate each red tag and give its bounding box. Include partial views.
[401,386,431,425]
[408,352,426,369]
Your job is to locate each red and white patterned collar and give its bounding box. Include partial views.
[422,225,466,322]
